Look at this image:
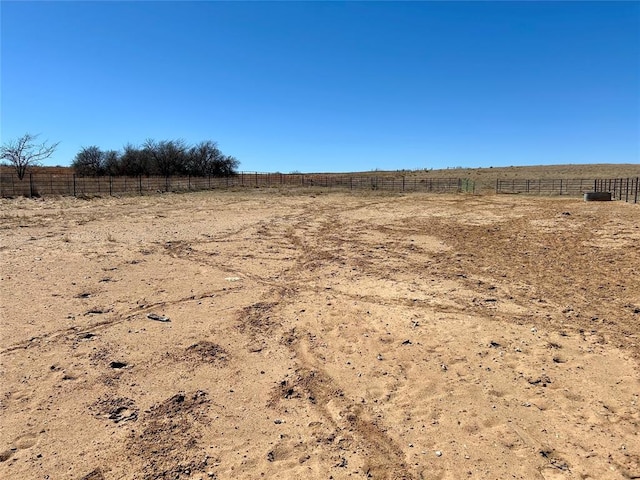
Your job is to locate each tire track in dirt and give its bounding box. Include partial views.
[283,333,418,480]
[0,289,235,355]
[222,200,420,478]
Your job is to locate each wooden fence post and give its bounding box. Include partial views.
[73,174,77,197]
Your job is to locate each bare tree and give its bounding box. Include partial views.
[187,140,223,176]
[102,150,121,176]
[1,133,60,180]
[143,138,188,176]
[72,145,104,176]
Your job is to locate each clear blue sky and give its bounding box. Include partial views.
[2,1,639,173]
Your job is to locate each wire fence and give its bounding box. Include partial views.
[496,178,600,196]
[0,172,475,198]
[3,171,637,203]
[593,177,639,204]
[496,177,639,204]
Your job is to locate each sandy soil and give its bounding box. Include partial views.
[1,189,639,480]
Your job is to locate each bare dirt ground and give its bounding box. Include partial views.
[1,189,639,480]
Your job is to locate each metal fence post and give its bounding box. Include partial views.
[73,174,77,197]
[625,177,629,202]
[617,178,621,200]
[29,173,34,197]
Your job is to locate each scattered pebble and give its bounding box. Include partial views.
[435,450,442,457]
[147,313,170,322]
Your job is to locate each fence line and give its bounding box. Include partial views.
[496,177,639,204]
[593,177,639,204]
[496,178,599,196]
[0,172,475,198]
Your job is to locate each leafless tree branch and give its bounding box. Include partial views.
[1,133,60,180]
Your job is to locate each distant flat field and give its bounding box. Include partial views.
[1,190,639,479]
[338,163,640,192]
[408,163,640,179]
